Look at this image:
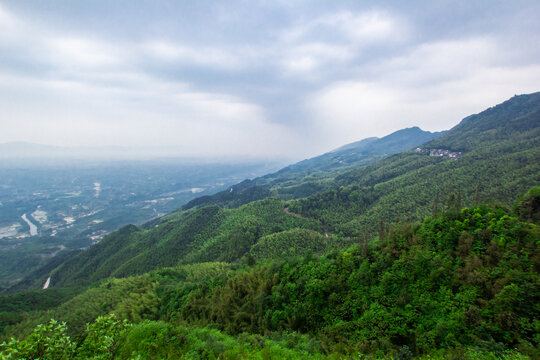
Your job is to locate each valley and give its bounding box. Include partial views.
[0,160,284,290]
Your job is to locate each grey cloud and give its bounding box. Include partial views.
[0,1,539,159]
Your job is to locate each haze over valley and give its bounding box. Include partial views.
[0,158,282,289]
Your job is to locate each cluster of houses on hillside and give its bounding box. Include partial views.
[414,147,463,160]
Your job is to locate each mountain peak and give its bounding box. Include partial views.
[426,91,540,151]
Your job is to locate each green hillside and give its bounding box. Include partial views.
[10,93,540,292]
[289,93,540,237]
[39,124,450,290]
[182,126,443,210]
[49,199,325,288]
[1,191,538,358]
[1,93,539,358]
[259,126,443,188]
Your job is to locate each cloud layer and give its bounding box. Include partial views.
[0,1,539,159]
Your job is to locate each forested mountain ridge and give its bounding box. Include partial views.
[11,92,540,292]
[182,126,444,209]
[425,92,540,152]
[48,199,324,288]
[181,91,539,214]
[288,92,540,237]
[32,127,444,289]
[1,189,539,358]
[259,126,444,186]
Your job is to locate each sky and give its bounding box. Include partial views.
[1,1,539,160]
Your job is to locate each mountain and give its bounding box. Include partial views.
[257,126,444,188]
[1,93,539,358]
[426,93,540,152]
[2,189,538,358]
[181,126,444,209]
[335,126,445,154]
[4,126,443,290]
[289,93,540,237]
[21,92,538,291]
[48,199,322,287]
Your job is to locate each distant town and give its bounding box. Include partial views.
[415,147,463,160]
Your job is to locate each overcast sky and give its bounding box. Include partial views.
[1,1,539,159]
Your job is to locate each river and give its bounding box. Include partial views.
[42,277,51,289]
[21,213,38,236]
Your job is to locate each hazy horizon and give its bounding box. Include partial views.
[0,142,297,166]
[0,125,443,162]
[1,1,539,159]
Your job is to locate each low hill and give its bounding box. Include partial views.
[49,199,326,288]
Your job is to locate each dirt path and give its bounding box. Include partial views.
[283,206,306,218]
[284,206,329,237]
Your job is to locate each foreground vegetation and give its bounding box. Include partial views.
[0,316,532,359]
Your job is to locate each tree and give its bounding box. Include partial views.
[0,319,75,359]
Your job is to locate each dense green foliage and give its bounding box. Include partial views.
[2,317,532,359]
[0,287,82,334]
[249,228,329,261]
[182,127,443,210]
[175,203,539,356]
[2,197,538,358]
[182,180,272,210]
[515,186,540,223]
[1,315,130,359]
[289,93,540,237]
[2,315,331,359]
[50,199,323,287]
